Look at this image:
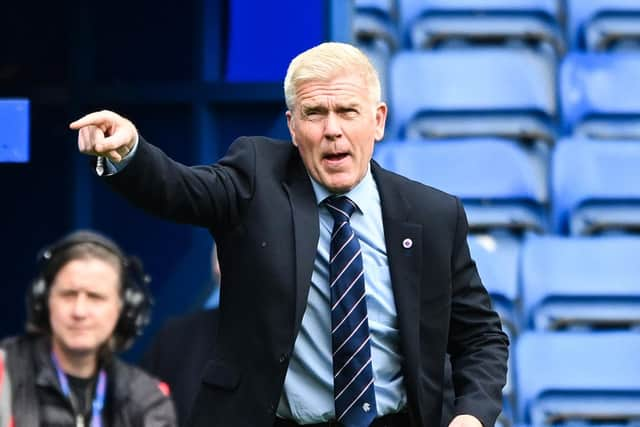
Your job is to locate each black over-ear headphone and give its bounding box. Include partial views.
[27,230,152,351]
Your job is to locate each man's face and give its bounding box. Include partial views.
[286,72,387,193]
[48,258,122,357]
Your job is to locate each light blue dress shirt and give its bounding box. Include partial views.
[277,167,407,423]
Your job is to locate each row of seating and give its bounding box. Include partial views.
[379,49,640,141]
[469,234,640,334]
[374,138,640,235]
[354,0,640,53]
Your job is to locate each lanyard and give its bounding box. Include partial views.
[51,352,107,427]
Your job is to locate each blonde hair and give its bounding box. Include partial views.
[284,42,381,110]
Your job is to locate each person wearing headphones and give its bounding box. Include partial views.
[0,230,176,426]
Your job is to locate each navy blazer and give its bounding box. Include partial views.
[105,136,508,427]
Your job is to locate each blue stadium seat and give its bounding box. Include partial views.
[521,235,640,331]
[516,332,640,426]
[551,138,640,235]
[560,52,640,139]
[353,0,399,53]
[399,0,564,54]
[567,0,640,51]
[374,138,548,233]
[0,99,29,163]
[388,49,556,143]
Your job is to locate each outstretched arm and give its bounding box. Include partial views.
[70,109,257,229]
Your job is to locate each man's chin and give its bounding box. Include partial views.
[325,183,354,194]
[320,175,357,194]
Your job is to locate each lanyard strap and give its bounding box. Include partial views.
[51,352,107,427]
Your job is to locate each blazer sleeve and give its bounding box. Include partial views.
[102,136,257,229]
[447,198,509,427]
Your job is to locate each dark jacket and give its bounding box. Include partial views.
[141,308,219,424]
[105,136,509,427]
[0,335,177,427]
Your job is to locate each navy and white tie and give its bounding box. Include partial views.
[325,196,377,427]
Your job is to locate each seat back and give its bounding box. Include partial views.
[400,0,562,46]
[551,139,640,234]
[354,0,399,52]
[516,332,640,425]
[400,0,564,55]
[521,235,640,330]
[389,49,556,142]
[374,138,547,232]
[560,52,640,138]
[567,0,640,51]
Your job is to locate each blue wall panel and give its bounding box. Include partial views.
[225,0,325,81]
[0,99,29,162]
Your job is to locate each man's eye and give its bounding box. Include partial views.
[303,111,324,121]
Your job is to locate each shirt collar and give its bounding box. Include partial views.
[309,165,376,216]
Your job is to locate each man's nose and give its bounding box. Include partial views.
[324,112,342,140]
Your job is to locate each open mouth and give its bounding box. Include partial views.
[324,153,349,162]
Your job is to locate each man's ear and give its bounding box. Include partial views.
[374,102,388,141]
[286,110,297,146]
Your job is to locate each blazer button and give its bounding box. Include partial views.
[279,353,288,363]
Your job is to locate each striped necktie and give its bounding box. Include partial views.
[325,196,377,427]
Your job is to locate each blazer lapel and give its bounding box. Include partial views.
[282,152,320,338]
[372,162,423,418]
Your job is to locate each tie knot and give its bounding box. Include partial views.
[325,196,357,222]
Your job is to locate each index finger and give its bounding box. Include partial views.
[69,111,113,130]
